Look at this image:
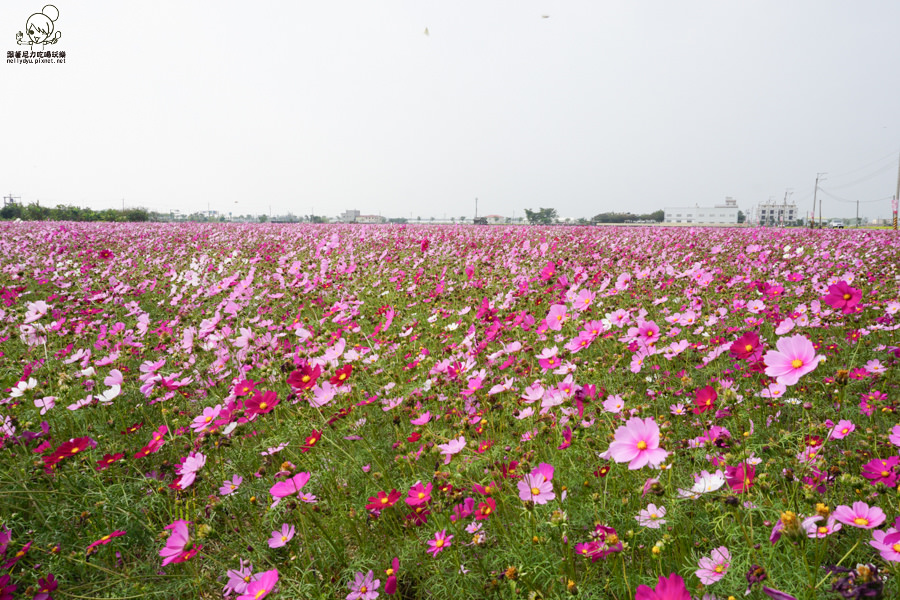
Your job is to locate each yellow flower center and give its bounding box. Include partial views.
[843,293,851,300]
[205,416,212,422]
[745,344,753,351]
[636,441,648,450]
[791,359,803,368]
[302,375,310,382]
[101,535,111,541]
[714,565,723,573]
[418,492,425,499]
[71,447,79,454]
[650,513,658,519]
[818,526,828,535]
[381,497,388,504]
[281,536,287,542]
[386,568,394,576]
[854,517,869,526]
[893,543,900,553]
[259,402,267,410]
[435,539,444,548]
[531,487,540,496]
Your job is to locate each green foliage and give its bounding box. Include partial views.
[524,207,558,225]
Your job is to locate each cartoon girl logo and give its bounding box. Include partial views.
[16,5,61,50]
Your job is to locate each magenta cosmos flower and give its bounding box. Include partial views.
[604,417,668,470]
[695,546,730,585]
[237,569,278,600]
[763,334,823,386]
[426,529,453,557]
[635,572,692,600]
[159,520,201,566]
[833,501,886,529]
[822,280,862,314]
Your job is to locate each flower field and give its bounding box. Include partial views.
[1,222,900,600]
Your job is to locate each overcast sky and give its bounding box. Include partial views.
[3,1,900,220]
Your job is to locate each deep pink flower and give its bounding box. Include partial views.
[159,520,201,566]
[725,463,755,492]
[730,331,763,362]
[692,386,717,415]
[763,334,823,386]
[822,280,862,314]
[33,573,58,600]
[604,417,668,470]
[635,572,692,600]
[861,457,899,487]
[833,501,886,529]
[245,390,279,415]
[405,481,432,507]
[384,557,400,595]
[86,530,126,554]
[426,529,453,557]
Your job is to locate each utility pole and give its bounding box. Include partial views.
[475,197,478,219]
[856,200,860,228]
[894,150,900,231]
[812,173,825,228]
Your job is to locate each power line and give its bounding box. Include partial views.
[817,188,893,204]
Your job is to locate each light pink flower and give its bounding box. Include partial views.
[763,334,823,386]
[517,473,555,505]
[829,419,855,440]
[833,501,886,529]
[437,436,466,465]
[636,504,666,529]
[604,417,668,470]
[219,475,243,496]
[695,546,730,585]
[191,404,222,433]
[267,524,295,548]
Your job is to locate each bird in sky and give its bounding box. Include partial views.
[541,15,550,19]
[424,27,429,36]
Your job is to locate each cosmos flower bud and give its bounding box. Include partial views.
[780,511,803,538]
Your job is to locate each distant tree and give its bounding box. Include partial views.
[258,214,268,223]
[524,207,558,225]
[388,217,408,224]
[647,210,664,222]
[737,210,746,224]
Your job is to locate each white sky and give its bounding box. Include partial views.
[2,1,900,220]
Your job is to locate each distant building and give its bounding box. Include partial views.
[483,214,505,224]
[664,197,740,225]
[356,214,386,224]
[754,200,798,226]
[338,209,360,223]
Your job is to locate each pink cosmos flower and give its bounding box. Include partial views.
[695,546,730,584]
[437,436,466,465]
[426,529,453,557]
[267,524,295,549]
[833,501,886,529]
[223,559,255,597]
[636,504,667,529]
[870,519,900,562]
[829,419,855,440]
[546,304,568,331]
[635,573,692,600]
[269,472,311,498]
[604,417,668,470]
[237,569,278,600]
[890,425,900,447]
[191,404,222,433]
[763,334,823,386]
[573,288,596,312]
[802,515,842,538]
[173,451,206,489]
[517,472,555,505]
[220,475,243,496]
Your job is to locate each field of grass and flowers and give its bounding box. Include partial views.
[1,222,899,600]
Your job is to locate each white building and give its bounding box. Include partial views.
[754,201,798,226]
[356,214,386,224]
[664,197,740,225]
